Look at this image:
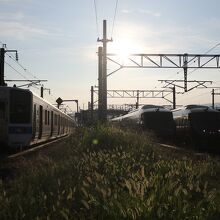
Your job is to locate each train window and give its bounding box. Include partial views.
[48,111,50,125]
[51,111,53,125]
[38,105,43,139]
[45,110,47,125]
[0,102,5,119]
[54,114,57,126]
[10,89,31,123]
[32,104,36,139]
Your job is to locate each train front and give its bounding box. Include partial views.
[0,87,7,147]
[140,106,175,137]
[0,87,33,148]
[189,107,220,141]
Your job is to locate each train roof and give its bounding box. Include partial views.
[172,105,220,115]
[141,105,165,109]
[0,86,31,93]
[185,104,209,109]
[31,90,74,120]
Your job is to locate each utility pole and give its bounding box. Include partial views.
[0,46,18,86]
[91,86,94,121]
[97,20,112,121]
[0,48,5,86]
[136,90,139,109]
[183,53,188,92]
[172,86,176,109]
[41,86,44,98]
[98,46,103,120]
[40,86,50,98]
[212,89,214,109]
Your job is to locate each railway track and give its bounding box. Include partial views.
[158,141,220,160]
[0,135,71,180]
[2,135,70,160]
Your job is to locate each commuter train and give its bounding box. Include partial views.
[111,105,176,137]
[172,105,220,144]
[0,86,75,148]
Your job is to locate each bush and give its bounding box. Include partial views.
[0,125,219,219]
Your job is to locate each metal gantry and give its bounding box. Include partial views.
[5,79,47,88]
[158,79,213,92]
[107,53,220,69]
[107,53,220,92]
[92,89,174,108]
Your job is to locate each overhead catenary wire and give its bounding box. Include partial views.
[5,61,30,80]
[111,0,119,38]
[93,0,100,38]
[1,42,76,112]
[5,53,40,80]
[2,43,42,86]
[152,42,220,91]
[187,42,220,76]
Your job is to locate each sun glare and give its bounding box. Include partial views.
[108,38,143,61]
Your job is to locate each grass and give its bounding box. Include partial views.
[0,124,219,219]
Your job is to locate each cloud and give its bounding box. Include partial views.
[138,9,161,17]
[0,12,24,21]
[122,9,133,14]
[122,9,161,17]
[0,19,78,41]
[0,21,51,39]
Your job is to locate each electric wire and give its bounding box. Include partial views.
[187,42,220,76]
[111,0,119,38]
[93,0,100,38]
[5,61,30,80]
[152,42,220,91]
[5,53,40,80]
[2,43,75,112]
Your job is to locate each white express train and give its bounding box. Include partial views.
[111,105,176,137]
[0,86,75,148]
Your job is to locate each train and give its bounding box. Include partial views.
[0,86,75,148]
[111,104,176,137]
[172,105,220,145]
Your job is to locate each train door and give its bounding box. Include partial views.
[38,105,43,139]
[0,101,6,142]
[58,115,60,135]
[50,111,53,136]
[32,104,36,139]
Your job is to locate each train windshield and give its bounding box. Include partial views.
[143,112,174,129]
[190,112,220,129]
[10,90,31,124]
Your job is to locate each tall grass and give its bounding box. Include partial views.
[0,124,219,219]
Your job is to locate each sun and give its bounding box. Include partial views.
[108,38,143,61]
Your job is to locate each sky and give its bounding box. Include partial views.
[1,0,220,112]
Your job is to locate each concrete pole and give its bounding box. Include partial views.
[173,86,176,109]
[102,20,107,121]
[0,48,5,86]
[91,86,94,121]
[98,46,103,120]
[212,89,215,109]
